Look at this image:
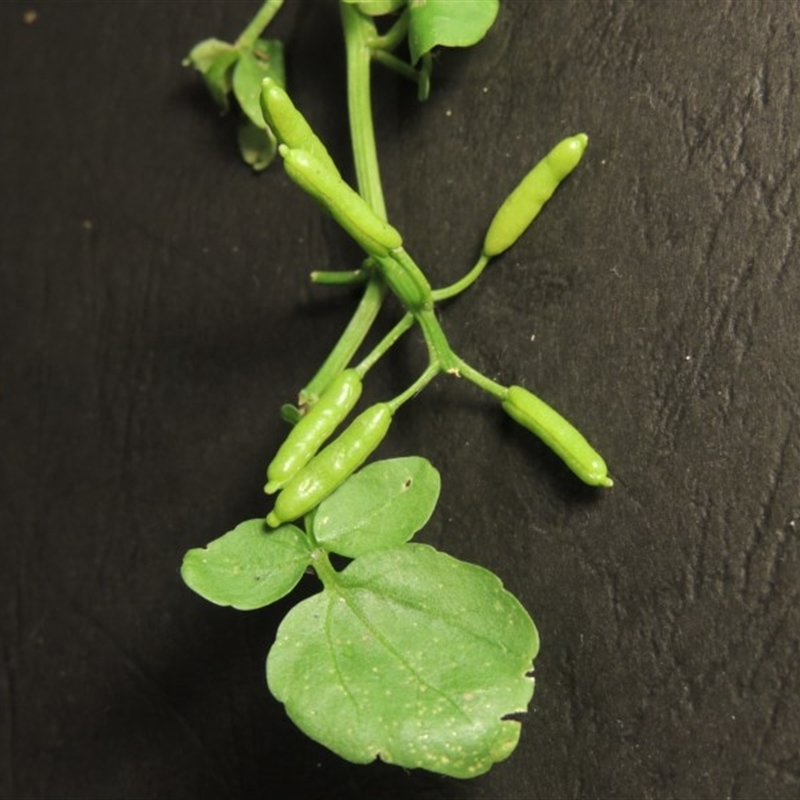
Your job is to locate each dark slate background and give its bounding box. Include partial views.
[2,1,799,798]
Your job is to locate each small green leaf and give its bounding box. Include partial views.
[233,39,286,129]
[313,457,440,558]
[237,118,278,171]
[202,48,241,112]
[408,0,500,64]
[267,544,538,778]
[280,403,302,425]
[183,37,235,72]
[181,519,311,610]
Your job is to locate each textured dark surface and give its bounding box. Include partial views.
[2,1,799,798]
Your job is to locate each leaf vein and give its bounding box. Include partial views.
[337,590,474,723]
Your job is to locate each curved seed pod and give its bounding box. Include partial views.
[280,145,403,258]
[266,403,393,527]
[260,78,341,177]
[265,369,363,494]
[483,133,588,258]
[502,385,612,487]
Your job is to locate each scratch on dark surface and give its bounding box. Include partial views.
[647,3,800,455]
[653,162,797,452]
[682,473,719,602]
[560,643,581,739]
[685,491,710,604]
[740,422,795,600]
[751,634,799,775]
[652,178,749,437]
[605,566,624,632]
[742,590,799,703]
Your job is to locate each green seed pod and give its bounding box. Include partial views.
[280,145,403,258]
[483,133,588,258]
[502,385,612,487]
[374,248,433,312]
[265,369,363,494]
[266,402,393,527]
[259,78,341,177]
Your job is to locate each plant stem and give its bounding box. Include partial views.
[299,3,391,403]
[235,0,284,49]
[310,547,339,590]
[293,3,508,415]
[300,276,385,405]
[311,268,369,286]
[388,363,439,413]
[416,308,458,372]
[432,253,492,301]
[341,3,385,216]
[371,50,420,86]
[367,11,409,52]
[355,312,414,377]
[451,355,508,400]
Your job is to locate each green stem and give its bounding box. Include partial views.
[311,268,369,286]
[310,547,339,590]
[451,355,508,400]
[416,308,458,372]
[388,363,439,413]
[299,4,390,402]
[341,3,385,216]
[367,11,409,52]
[432,253,491,301]
[235,0,284,49]
[300,275,386,404]
[371,50,420,86]
[355,312,414,377]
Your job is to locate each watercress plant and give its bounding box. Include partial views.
[180,0,610,778]
[183,458,538,778]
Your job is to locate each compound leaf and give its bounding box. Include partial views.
[181,519,311,610]
[312,457,440,558]
[267,544,538,778]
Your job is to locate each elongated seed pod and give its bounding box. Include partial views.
[483,133,588,258]
[265,369,363,494]
[502,385,612,487]
[280,145,403,258]
[266,403,393,527]
[374,248,433,312]
[259,78,341,177]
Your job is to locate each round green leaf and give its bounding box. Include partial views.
[408,0,500,65]
[181,519,311,610]
[267,544,538,778]
[233,39,286,129]
[312,457,440,558]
